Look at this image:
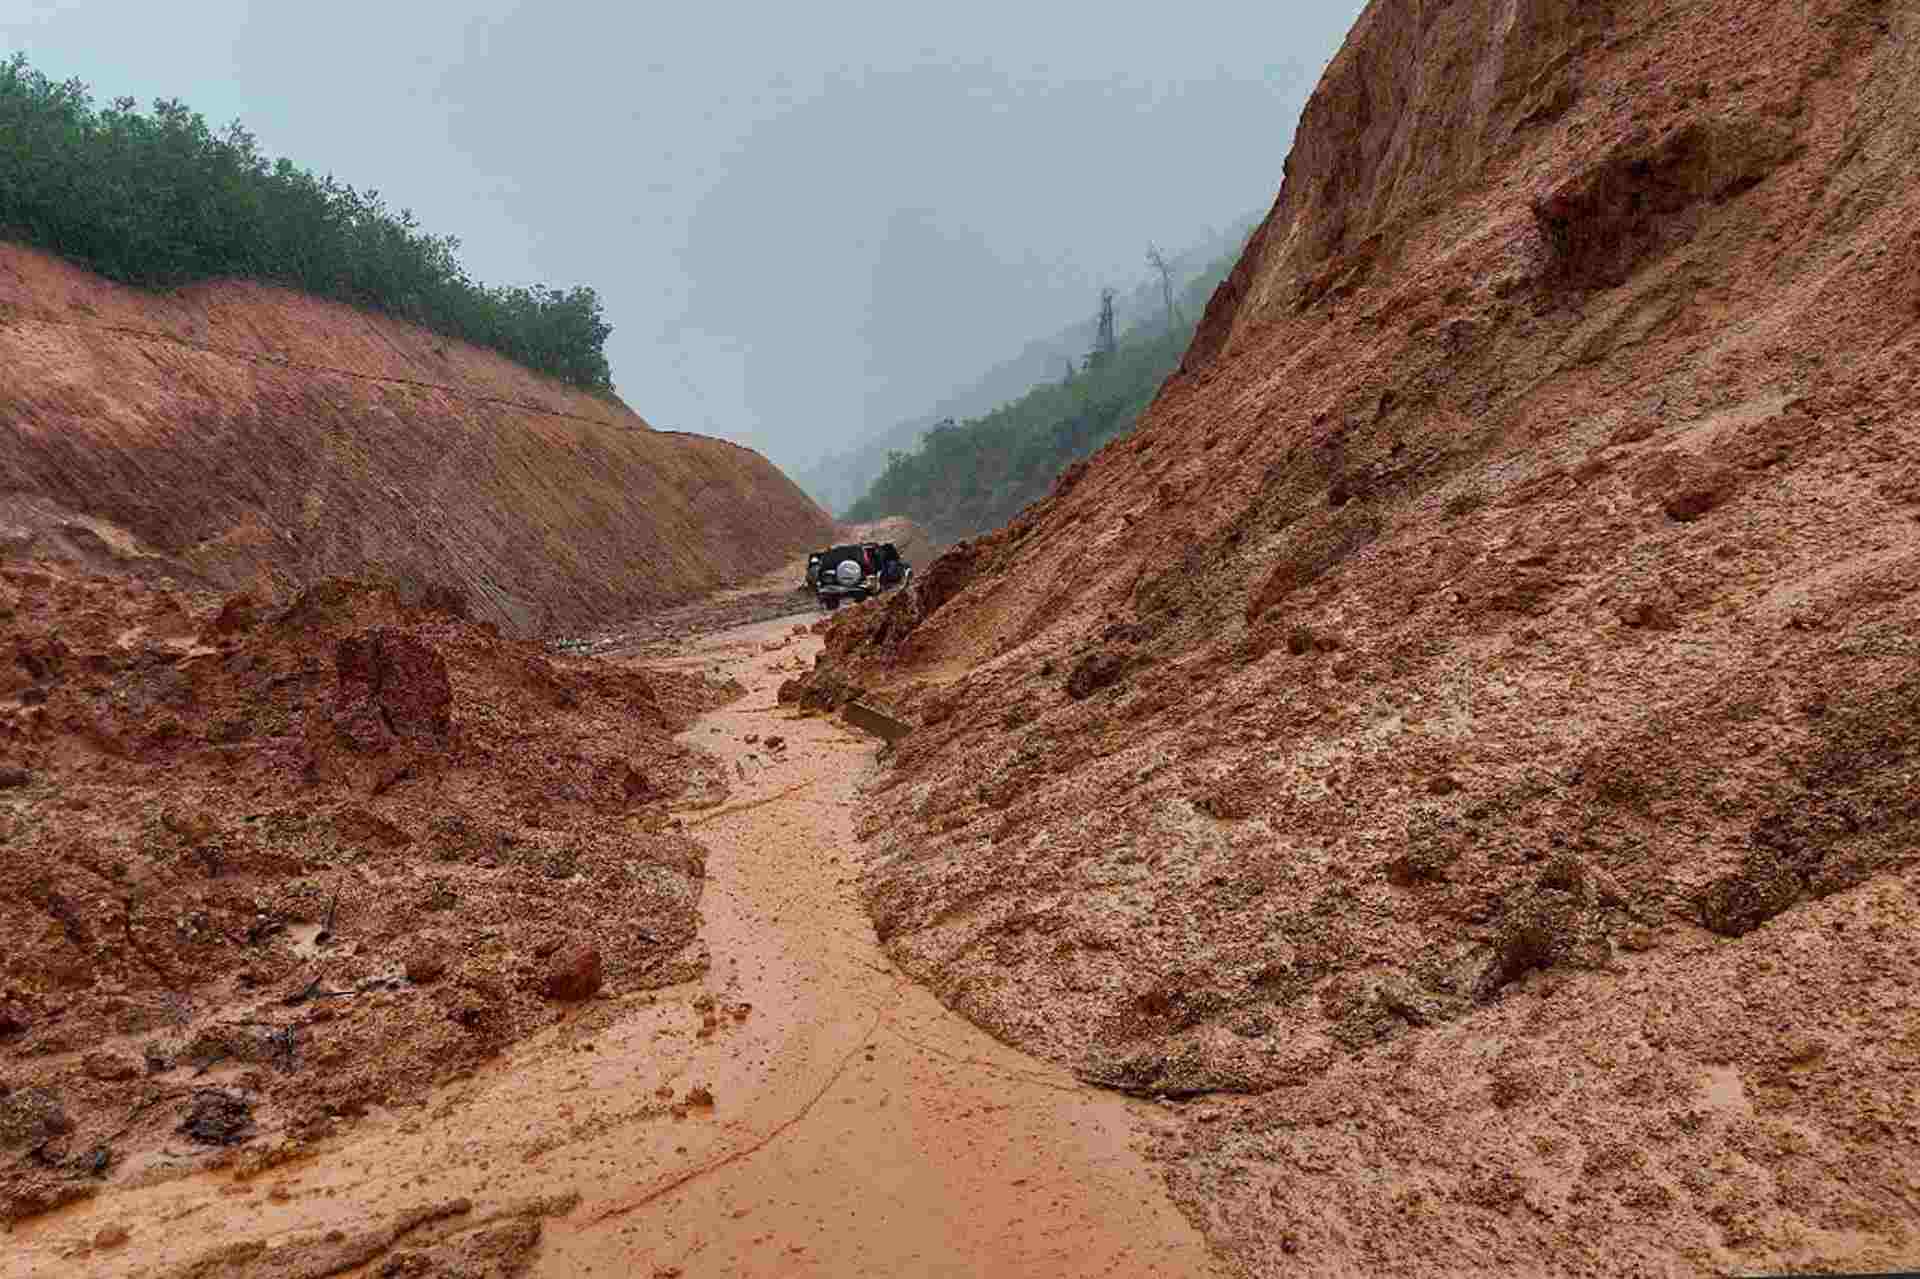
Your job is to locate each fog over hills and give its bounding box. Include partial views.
[796,213,1260,514]
[4,1,1361,478]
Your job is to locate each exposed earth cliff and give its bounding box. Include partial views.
[809,0,1920,1273]
[0,243,834,637]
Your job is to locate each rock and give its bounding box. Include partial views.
[1377,976,1439,1026]
[797,671,863,713]
[333,628,453,751]
[0,767,29,790]
[94,1225,130,1250]
[1699,850,1802,937]
[0,1000,28,1037]
[161,805,218,844]
[1065,651,1128,700]
[82,1052,140,1083]
[1619,925,1660,952]
[1476,856,1620,999]
[762,735,785,752]
[543,944,603,1001]
[0,1087,72,1152]
[405,949,450,985]
[176,1090,254,1145]
[776,678,803,704]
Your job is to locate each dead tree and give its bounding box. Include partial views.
[1085,288,1118,371]
[1146,242,1181,333]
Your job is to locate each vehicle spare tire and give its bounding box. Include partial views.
[835,560,862,586]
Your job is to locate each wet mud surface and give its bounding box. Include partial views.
[8,613,1218,1277]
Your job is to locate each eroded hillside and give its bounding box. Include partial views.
[807,0,1920,1273]
[0,243,834,636]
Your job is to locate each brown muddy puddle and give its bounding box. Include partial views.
[9,615,1217,1277]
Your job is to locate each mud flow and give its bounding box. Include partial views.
[9,614,1216,1278]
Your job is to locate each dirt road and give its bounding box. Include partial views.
[9,614,1218,1277]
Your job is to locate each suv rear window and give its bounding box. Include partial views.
[822,545,869,572]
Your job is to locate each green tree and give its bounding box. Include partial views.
[0,54,613,390]
[845,252,1238,541]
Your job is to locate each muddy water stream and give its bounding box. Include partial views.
[9,615,1217,1277]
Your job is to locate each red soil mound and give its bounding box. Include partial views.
[811,0,1920,1272]
[0,243,834,636]
[0,565,729,1223]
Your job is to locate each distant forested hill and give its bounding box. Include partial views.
[796,216,1256,515]
[840,235,1245,541]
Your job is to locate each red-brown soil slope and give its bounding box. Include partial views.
[0,244,833,636]
[0,566,730,1224]
[811,0,1920,1273]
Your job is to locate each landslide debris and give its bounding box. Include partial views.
[0,565,728,1223]
[806,0,1920,1272]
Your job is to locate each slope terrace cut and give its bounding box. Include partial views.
[0,243,833,634]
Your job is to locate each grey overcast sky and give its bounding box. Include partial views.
[3,0,1364,472]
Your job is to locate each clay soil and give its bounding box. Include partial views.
[797,0,1920,1274]
[5,611,1219,1278]
[0,242,835,637]
[0,565,729,1230]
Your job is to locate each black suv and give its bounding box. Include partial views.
[814,542,910,610]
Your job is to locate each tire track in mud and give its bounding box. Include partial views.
[583,1010,886,1226]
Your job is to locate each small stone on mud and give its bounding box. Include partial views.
[1619,925,1660,952]
[177,1090,254,1146]
[1065,651,1128,700]
[94,1225,130,1250]
[543,943,603,1001]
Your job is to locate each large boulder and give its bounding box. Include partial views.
[542,943,603,1002]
